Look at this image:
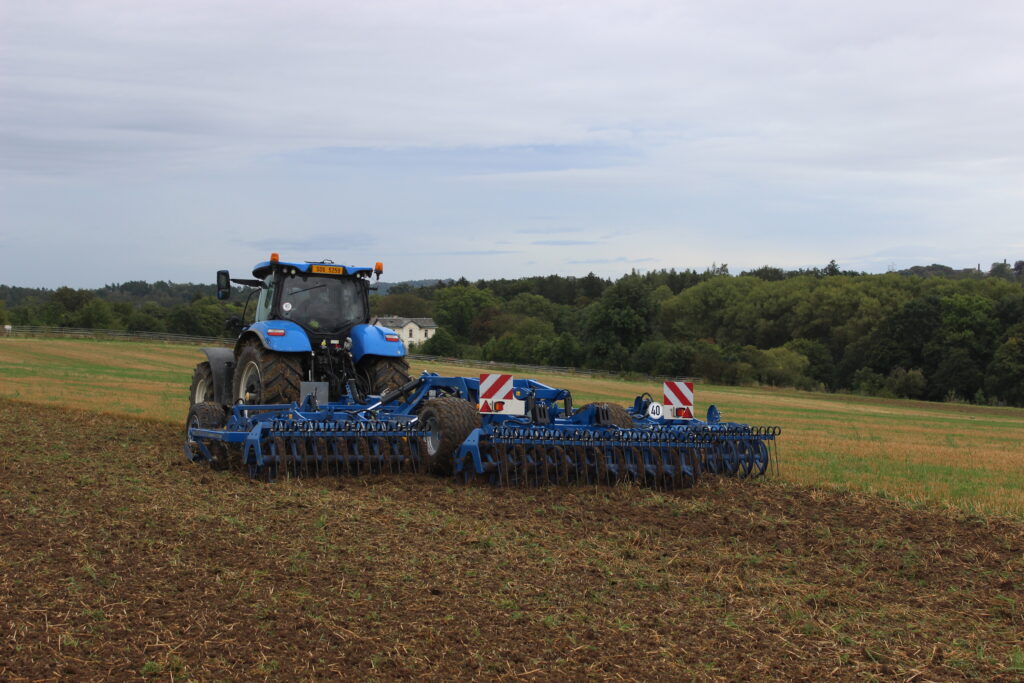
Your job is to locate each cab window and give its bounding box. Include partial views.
[254,275,276,322]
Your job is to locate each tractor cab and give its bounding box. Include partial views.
[248,257,379,337]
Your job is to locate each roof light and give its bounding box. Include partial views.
[384,333,400,342]
[267,329,286,337]
[270,252,280,263]
[375,261,384,275]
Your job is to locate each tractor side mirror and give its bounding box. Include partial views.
[216,270,231,300]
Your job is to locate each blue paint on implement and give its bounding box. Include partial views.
[184,373,781,488]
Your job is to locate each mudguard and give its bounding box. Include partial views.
[200,347,236,406]
[350,323,406,363]
[236,320,313,353]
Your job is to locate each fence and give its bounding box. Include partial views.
[2,325,696,384]
[3,325,229,347]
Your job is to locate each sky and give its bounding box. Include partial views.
[2,0,1023,289]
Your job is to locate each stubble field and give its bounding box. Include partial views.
[1,337,1022,680]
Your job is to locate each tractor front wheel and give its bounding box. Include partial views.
[232,342,304,405]
[419,397,481,475]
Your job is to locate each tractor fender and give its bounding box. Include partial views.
[199,347,236,406]
[235,320,313,354]
[350,323,406,363]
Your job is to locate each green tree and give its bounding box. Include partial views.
[75,299,119,329]
[419,328,460,356]
[371,292,433,318]
[125,309,167,333]
[433,286,499,340]
[583,275,656,368]
[985,336,1024,405]
[757,347,812,388]
[930,348,984,401]
[784,338,835,388]
[885,368,927,399]
[52,286,94,314]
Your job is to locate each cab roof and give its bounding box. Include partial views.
[251,259,376,279]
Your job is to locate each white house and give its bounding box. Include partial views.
[375,316,438,349]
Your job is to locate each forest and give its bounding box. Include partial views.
[3,260,1023,406]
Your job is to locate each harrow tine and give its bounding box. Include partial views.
[570,443,585,486]
[594,441,608,485]
[565,442,577,485]
[541,443,553,485]
[499,443,511,486]
[662,446,675,489]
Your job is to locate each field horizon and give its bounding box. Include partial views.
[1,336,1022,519]
[1,336,1023,679]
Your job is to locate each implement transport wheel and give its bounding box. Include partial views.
[189,361,215,407]
[358,356,412,395]
[419,397,481,476]
[233,342,303,405]
[186,401,230,471]
[578,402,635,427]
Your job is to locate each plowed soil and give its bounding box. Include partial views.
[1,398,1022,681]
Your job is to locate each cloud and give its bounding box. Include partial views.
[3,1,1024,286]
[288,144,637,176]
[567,256,657,265]
[531,239,599,246]
[248,234,379,253]
[441,250,522,256]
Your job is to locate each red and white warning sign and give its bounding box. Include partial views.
[663,380,695,419]
[480,373,514,400]
[478,374,525,415]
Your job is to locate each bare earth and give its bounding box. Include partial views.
[1,398,1022,680]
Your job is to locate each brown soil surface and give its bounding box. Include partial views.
[1,398,1022,681]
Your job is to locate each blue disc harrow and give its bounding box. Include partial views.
[454,423,779,488]
[184,373,781,489]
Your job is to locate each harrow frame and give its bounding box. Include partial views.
[184,373,781,488]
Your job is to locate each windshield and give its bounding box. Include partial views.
[277,273,367,333]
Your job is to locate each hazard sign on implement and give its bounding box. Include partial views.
[663,380,695,419]
[478,374,525,415]
[479,373,513,400]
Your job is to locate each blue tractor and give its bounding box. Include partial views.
[189,254,411,412]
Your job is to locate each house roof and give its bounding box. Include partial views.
[375,316,438,329]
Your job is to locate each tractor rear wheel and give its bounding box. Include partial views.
[186,401,230,470]
[189,361,214,407]
[419,397,481,475]
[359,356,412,395]
[232,342,304,405]
[578,402,635,427]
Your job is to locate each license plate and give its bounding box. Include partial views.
[310,265,345,275]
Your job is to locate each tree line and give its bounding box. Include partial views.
[0,281,248,337]
[388,261,1024,406]
[2,261,1022,405]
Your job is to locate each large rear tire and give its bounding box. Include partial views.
[189,361,214,408]
[359,356,412,395]
[232,342,304,405]
[419,397,481,475]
